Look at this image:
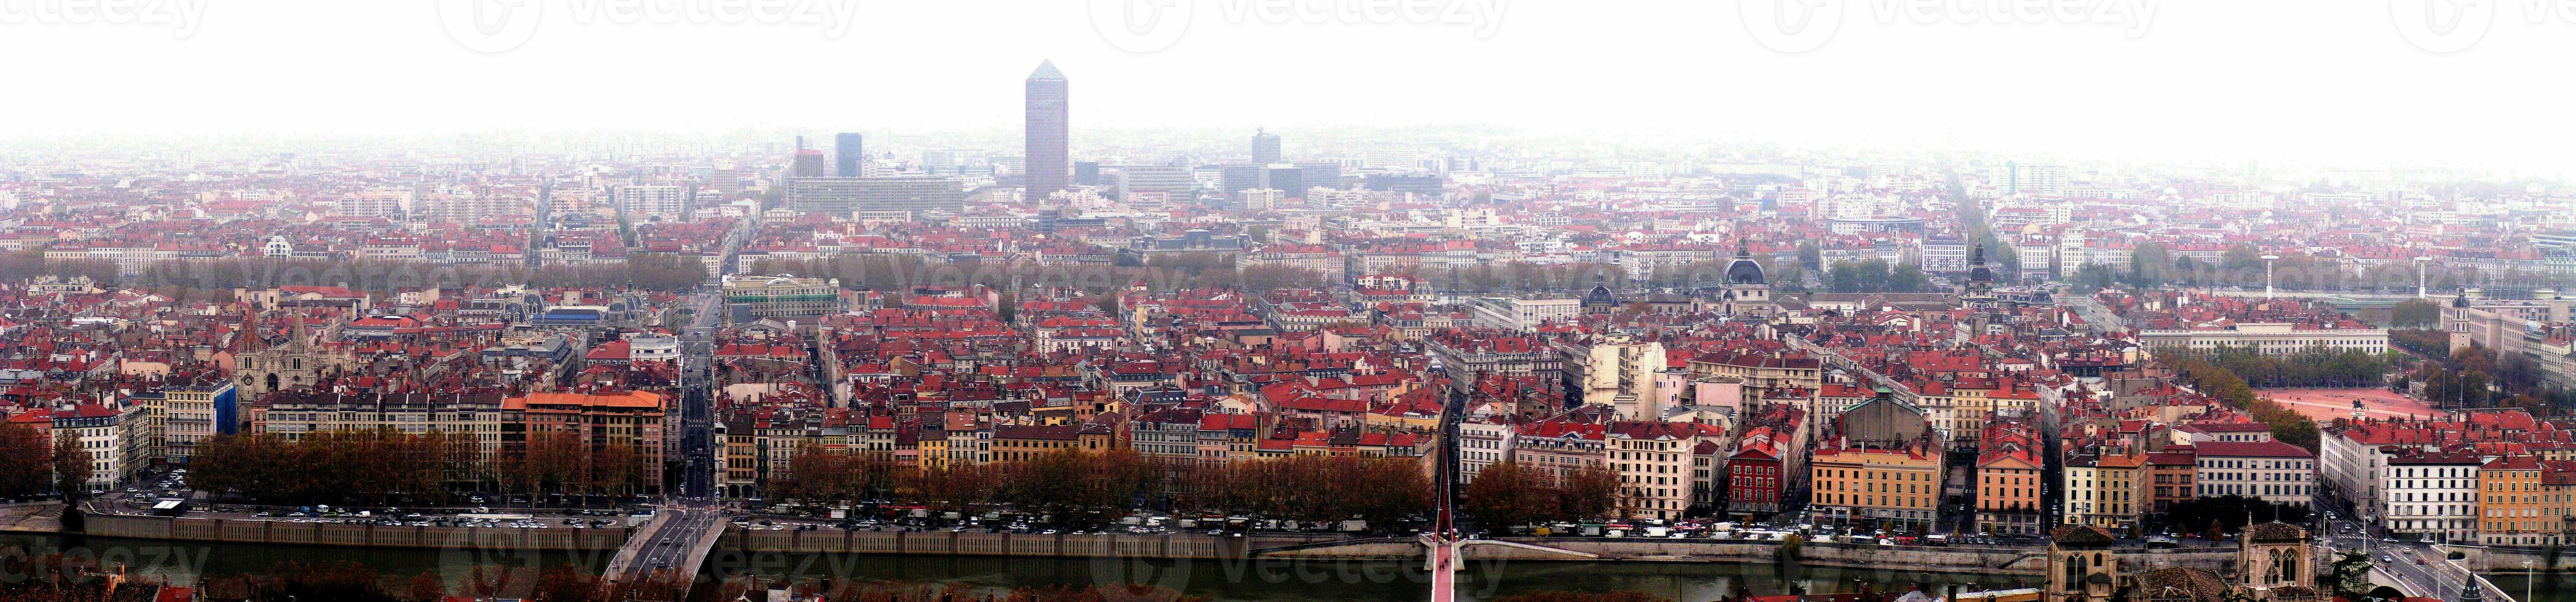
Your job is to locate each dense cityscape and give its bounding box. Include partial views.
[7,7,2576,602]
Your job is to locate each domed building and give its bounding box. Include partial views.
[1713,241,1775,316]
[1581,272,1621,315]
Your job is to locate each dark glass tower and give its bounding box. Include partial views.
[1251,128,1281,164]
[834,133,864,178]
[1024,60,1069,198]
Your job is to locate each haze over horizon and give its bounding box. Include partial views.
[7,1,2574,173]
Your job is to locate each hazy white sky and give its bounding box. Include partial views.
[4,0,2570,171]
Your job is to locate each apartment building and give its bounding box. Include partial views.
[258,391,508,458]
[2063,452,2145,534]
[2382,448,2481,544]
[2480,456,2552,546]
[1607,421,1721,520]
[128,382,238,465]
[2192,440,2316,506]
[1811,440,1947,533]
[503,391,668,495]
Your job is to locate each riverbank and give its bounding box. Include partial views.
[9,526,2576,602]
[45,510,2231,578]
[72,512,636,550]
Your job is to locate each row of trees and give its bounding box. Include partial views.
[1825,258,1933,294]
[2159,351,2324,451]
[2390,299,2444,329]
[2,250,710,297]
[1460,460,1621,528]
[754,250,1823,299]
[750,254,1273,295]
[1949,184,2020,283]
[2402,343,2573,415]
[188,431,648,506]
[2086,242,2553,294]
[770,447,1161,519]
[0,424,93,500]
[2157,345,2392,389]
[767,448,1435,527]
[1176,453,1432,526]
[526,252,708,291]
[0,249,118,287]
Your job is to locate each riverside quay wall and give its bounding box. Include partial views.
[710,530,2240,577]
[82,514,635,550]
[74,513,2243,578]
[715,529,1349,558]
[1468,539,2241,576]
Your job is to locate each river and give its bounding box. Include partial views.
[2,534,2569,602]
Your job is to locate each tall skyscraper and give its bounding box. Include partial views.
[1024,60,1070,198]
[834,133,864,178]
[1251,128,1281,164]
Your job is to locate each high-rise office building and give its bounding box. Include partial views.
[1261,165,1302,197]
[1024,60,1070,198]
[1251,128,1281,164]
[1219,164,1263,195]
[792,150,827,179]
[1364,173,1444,196]
[834,133,864,178]
[1075,161,1101,186]
[1294,162,1342,192]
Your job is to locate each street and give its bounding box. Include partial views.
[621,507,722,582]
[2317,515,2516,601]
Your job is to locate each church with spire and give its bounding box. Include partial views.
[2046,522,2324,602]
[1960,242,1998,310]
